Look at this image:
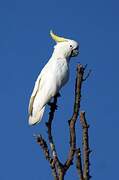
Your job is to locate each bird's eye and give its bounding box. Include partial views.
[70,45,73,48]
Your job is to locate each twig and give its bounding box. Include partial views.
[46,94,58,157]
[36,134,51,161]
[83,70,92,81]
[35,64,91,180]
[80,111,91,180]
[64,64,84,172]
[36,135,58,180]
[46,93,63,179]
[76,148,84,180]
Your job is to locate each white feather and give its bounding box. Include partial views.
[28,38,79,125]
[29,106,45,125]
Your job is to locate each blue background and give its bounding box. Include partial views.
[0,0,119,179]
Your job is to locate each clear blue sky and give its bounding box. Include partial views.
[0,0,119,179]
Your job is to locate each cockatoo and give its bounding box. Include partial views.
[28,31,79,125]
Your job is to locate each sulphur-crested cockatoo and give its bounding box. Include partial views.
[28,31,79,125]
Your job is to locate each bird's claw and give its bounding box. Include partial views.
[56,92,61,97]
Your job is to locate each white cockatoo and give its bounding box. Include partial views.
[28,31,79,125]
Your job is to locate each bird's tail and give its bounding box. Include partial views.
[29,106,45,126]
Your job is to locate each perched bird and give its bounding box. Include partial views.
[28,30,79,125]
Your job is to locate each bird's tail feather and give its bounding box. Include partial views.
[29,106,45,126]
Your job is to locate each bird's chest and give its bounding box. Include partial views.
[53,60,69,88]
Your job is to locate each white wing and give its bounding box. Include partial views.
[28,75,41,116]
[28,57,69,125]
[28,60,56,125]
[29,61,51,115]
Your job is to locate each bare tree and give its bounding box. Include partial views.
[35,64,91,180]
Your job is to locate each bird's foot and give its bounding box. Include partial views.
[56,92,61,97]
[48,102,58,110]
[48,102,52,106]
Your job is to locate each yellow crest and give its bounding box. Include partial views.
[50,30,67,43]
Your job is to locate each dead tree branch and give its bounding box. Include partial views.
[46,93,63,179]
[76,148,84,180]
[36,134,58,180]
[80,111,91,180]
[64,64,84,173]
[35,64,91,180]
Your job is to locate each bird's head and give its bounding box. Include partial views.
[50,30,79,59]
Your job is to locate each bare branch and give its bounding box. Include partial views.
[80,111,91,180]
[35,65,92,180]
[46,94,59,158]
[76,148,84,180]
[46,93,64,179]
[64,64,84,171]
[36,134,51,161]
[83,70,92,81]
[36,135,58,180]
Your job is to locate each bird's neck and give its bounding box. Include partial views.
[51,49,70,62]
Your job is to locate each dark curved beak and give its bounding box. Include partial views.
[71,48,79,57]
